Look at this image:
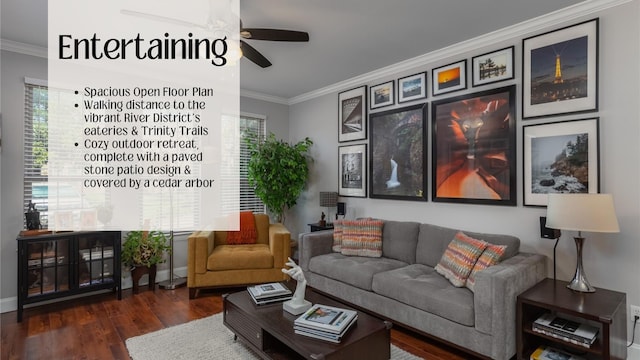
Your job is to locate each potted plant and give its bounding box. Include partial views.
[245,133,313,224]
[122,230,171,293]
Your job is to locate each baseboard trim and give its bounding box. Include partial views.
[628,343,640,359]
[0,266,187,314]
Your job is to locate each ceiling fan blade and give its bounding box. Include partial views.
[240,40,272,68]
[241,28,309,42]
[120,9,206,29]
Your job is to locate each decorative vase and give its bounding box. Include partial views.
[131,264,156,294]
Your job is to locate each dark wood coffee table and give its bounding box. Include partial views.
[223,285,391,360]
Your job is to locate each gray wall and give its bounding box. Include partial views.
[289,0,640,343]
[0,48,289,309]
[0,50,48,309]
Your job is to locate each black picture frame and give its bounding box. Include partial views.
[431,85,517,206]
[432,59,467,96]
[369,103,427,201]
[522,18,599,119]
[370,81,394,110]
[338,144,367,198]
[523,118,600,207]
[338,85,367,142]
[398,72,427,103]
[472,46,515,87]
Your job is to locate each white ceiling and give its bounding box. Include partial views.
[1,0,584,100]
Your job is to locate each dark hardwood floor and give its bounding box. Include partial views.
[1,286,479,360]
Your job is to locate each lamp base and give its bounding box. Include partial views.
[567,236,596,293]
[283,299,312,315]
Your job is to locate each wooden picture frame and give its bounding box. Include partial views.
[472,46,514,87]
[431,85,516,206]
[523,118,599,207]
[338,86,367,142]
[339,144,367,198]
[522,18,599,119]
[398,72,427,103]
[370,81,394,110]
[369,103,427,201]
[432,60,467,96]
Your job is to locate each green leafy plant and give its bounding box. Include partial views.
[245,133,313,223]
[121,230,171,269]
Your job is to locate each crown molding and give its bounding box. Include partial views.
[288,0,632,105]
[0,39,47,58]
[240,89,289,105]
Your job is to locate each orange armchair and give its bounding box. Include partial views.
[187,213,291,298]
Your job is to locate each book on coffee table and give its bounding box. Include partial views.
[247,282,292,305]
[294,314,358,343]
[294,304,357,334]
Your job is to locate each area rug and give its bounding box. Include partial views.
[126,312,423,360]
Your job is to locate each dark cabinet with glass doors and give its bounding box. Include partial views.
[17,231,121,322]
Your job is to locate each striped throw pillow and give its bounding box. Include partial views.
[340,219,384,257]
[465,244,507,292]
[435,232,488,287]
[332,220,344,252]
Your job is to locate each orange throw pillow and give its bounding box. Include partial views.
[226,211,257,244]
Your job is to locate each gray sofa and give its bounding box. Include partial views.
[298,220,546,360]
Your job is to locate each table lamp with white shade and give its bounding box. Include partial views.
[545,193,620,293]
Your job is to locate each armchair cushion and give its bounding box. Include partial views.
[226,211,258,245]
[207,244,274,271]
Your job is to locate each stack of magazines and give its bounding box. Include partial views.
[293,304,357,343]
[247,282,292,305]
[532,313,598,348]
[530,345,586,360]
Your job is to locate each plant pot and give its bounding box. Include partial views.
[131,264,156,294]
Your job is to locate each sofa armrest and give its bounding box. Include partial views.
[473,252,546,360]
[268,223,291,270]
[298,230,333,271]
[187,231,215,286]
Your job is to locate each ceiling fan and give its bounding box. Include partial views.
[120,9,309,68]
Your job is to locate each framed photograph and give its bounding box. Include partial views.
[369,103,427,201]
[370,81,394,109]
[338,86,367,142]
[339,144,367,197]
[431,85,516,206]
[472,46,514,87]
[398,72,427,103]
[522,18,599,119]
[523,118,599,207]
[432,60,467,96]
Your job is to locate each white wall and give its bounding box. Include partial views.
[289,0,640,345]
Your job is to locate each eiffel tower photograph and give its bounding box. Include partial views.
[529,35,589,105]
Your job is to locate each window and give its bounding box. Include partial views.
[239,114,266,213]
[24,79,50,226]
[24,79,104,230]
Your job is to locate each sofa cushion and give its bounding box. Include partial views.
[332,220,344,252]
[372,264,475,326]
[381,220,420,264]
[416,223,520,267]
[465,244,506,292]
[309,253,406,291]
[207,244,273,271]
[340,219,384,257]
[434,232,488,287]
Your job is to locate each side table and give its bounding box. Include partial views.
[516,278,626,360]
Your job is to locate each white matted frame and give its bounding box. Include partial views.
[522,18,599,119]
[370,81,394,110]
[338,86,367,142]
[472,46,514,87]
[432,60,467,96]
[338,144,367,197]
[398,72,427,103]
[523,118,599,207]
